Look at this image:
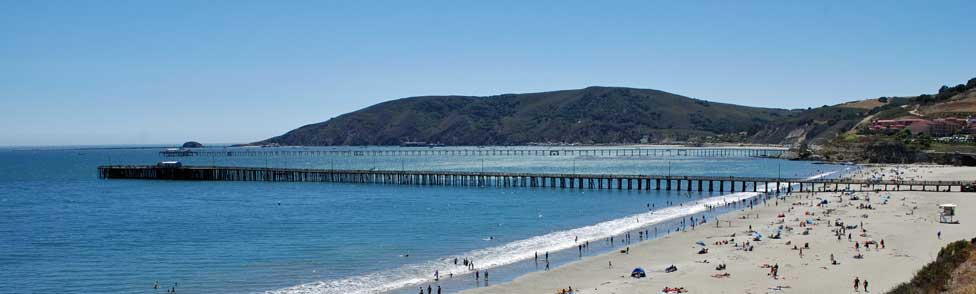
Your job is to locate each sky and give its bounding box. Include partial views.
[1,1,974,146]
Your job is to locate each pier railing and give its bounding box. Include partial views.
[162,147,787,158]
[98,165,974,193]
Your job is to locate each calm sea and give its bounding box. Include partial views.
[0,146,848,293]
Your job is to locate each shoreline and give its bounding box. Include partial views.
[462,164,976,294]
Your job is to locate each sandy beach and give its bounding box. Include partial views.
[463,165,976,294]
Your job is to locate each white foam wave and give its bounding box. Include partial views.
[270,172,836,294]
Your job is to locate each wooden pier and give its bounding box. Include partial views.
[99,165,974,193]
[159,147,787,157]
[163,147,786,158]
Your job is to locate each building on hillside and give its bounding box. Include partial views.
[868,118,928,134]
[930,118,964,137]
[907,120,932,135]
[867,117,974,137]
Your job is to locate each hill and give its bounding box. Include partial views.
[249,78,976,147]
[252,87,797,146]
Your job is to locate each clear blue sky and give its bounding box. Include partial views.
[2,1,974,146]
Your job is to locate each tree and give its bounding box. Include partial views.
[968,77,976,88]
[915,133,932,148]
[895,128,912,141]
[939,85,950,93]
[878,97,888,103]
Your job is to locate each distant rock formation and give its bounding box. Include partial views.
[182,141,203,148]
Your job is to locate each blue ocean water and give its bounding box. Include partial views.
[0,146,847,293]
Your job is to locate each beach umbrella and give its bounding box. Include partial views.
[631,267,646,278]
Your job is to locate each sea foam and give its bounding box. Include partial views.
[270,172,836,294]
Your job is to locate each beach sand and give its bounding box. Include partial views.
[462,165,976,294]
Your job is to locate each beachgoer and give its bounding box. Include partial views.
[484,270,488,280]
[546,261,550,271]
[864,280,869,292]
[437,286,442,294]
[609,260,612,269]
[938,231,942,239]
[854,277,860,292]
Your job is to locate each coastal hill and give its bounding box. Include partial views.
[251,87,821,146]
[249,78,976,147]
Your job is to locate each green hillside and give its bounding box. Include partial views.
[251,77,976,147]
[254,87,793,146]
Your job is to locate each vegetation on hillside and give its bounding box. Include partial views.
[254,87,794,146]
[888,239,976,294]
[250,77,976,149]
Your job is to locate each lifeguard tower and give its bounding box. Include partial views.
[939,204,958,224]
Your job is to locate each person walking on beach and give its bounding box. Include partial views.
[484,270,488,280]
[419,287,424,294]
[475,270,479,280]
[864,279,869,292]
[854,277,860,292]
[608,260,612,269]
[427,285,432,294]
[938,231,942,239]
[546,261,550,271]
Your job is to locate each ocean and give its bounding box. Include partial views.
[0,146,848,293]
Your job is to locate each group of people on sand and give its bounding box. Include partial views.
[762,263,780,279]
[854,276,869,292]
[417,284,441,294]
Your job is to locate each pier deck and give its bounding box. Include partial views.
[162,147,787,158]
[98,165,974,193]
